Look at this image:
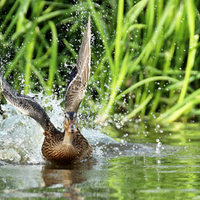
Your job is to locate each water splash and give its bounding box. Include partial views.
[0,104,44,164]
[155,139,164,153]
[0,92,169,165]
[0,92,118,164]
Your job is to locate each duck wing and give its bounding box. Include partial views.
[0,72,55,132]
[65,13,91,113]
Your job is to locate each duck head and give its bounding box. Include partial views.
[64,112,78,144]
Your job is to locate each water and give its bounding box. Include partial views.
[1,95,200,199]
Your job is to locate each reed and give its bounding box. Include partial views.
[88,0,200,124]
[0,0,87,94]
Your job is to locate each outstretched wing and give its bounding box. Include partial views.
[65,13,91,113]
[0,72,55,131]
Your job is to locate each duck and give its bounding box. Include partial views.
[0,14,92,165]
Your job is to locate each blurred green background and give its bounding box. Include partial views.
[0,0,200,124]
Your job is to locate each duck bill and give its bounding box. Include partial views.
[64,119,77,134]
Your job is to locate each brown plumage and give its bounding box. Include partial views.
[41,120,92,165]
[0,14,92,165]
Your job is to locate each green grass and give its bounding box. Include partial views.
[89,0,200,124]
[0,0,200,125]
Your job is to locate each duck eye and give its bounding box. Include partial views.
[73,113,78,124]
[65,113,69,120]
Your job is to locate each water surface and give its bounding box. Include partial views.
[1,96,200,199]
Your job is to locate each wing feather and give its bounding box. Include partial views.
[65,13,91,113]
[0,72,55,131]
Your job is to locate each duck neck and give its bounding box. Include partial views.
[63,130,73,146]
[63,118,77,146]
